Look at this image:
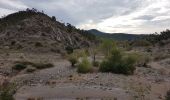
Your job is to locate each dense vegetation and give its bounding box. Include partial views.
[66,23,96,41]
[0,83,15,100]
[67,39,138,75]
[99,46,137,75]
[68,53,78,67]
[77,57,92,73]
[89,29,146,41]
[12,61,54,72]
[146,29,170,44]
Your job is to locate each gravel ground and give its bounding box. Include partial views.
[0,52,170,100]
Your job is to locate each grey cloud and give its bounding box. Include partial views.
[134,15,155,20]
[0,0,170,34]
[18,0,141,25]
[0,0,28,11]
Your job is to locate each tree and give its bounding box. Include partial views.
[68,53,78,67]
[90,45,99,64]
[100,39,116,57]
[66,23,74,33]
[51,16,56,21]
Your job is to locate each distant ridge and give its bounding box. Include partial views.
[88,29,145,41]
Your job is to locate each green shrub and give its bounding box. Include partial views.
[99,48,137,75]
[93,61,100,67]
[65,46,73,54]
[68,54,78,67]
[0,83,15,100]
[131,40,151,47]
[13,61,54,70]
[35,42,43,47]
[26,67,36,73]
[12,63,26,71]
[74,49,87,58]
[77,57,92,73]
[127,52,150,67]
[100,60,112,72]
[32,63,54,69]
[100,39,116,57]
[166,90,170,100]
[121,55,137,74]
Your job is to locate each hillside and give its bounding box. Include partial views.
[89,29,145,41]
[0,8,95,53]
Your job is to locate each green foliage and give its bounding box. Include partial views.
[65,23,96,40]
[89,29,144,41]
[130,40,152,47]
[99,48,137,75]
[26,67,36,73]
[166,90,170,100]
[66,23,75,33]
[12,63,26,71]
[146,29,170,44]
[100,39,116,57]
[0,83,16,100]
[51,16,56,21]
[35,42,43,47]
[77,57,92,73]
[74,49,88,58]
[32,63,54,69]
[92,61,100,67]
[68,53,78,67]
[65,46,74,54]
[122,55,137,74]
[13,61,54,70]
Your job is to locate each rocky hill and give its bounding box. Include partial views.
[89,29,146,41]
[0,8,95,53]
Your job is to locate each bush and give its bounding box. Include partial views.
[166,90,170,100]
[100,39,116,57]
[68,54,78,67]
[12,63,26,71]
[65,46,73,54]
[93,61,100,67]
[35,42,43,47]
[126,52,150,67]
[0,83,15,100]
[0,90,14,100]
[13,61,54,70]
[26,67,36,73]
[32,63,54,69]
[99,48,137,75]
[77,57,92,73]
[121,55,137,74]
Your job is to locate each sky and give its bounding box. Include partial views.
[0,0,170,34]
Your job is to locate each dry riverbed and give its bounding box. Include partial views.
[0,52,170,100]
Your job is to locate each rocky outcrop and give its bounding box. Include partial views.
[0,11,93,52]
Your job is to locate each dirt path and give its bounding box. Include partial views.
[15,85,131,100]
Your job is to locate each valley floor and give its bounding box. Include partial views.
[0,52,170,100]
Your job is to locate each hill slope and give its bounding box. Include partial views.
[89,29,145,41]
[0,9,95,53]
